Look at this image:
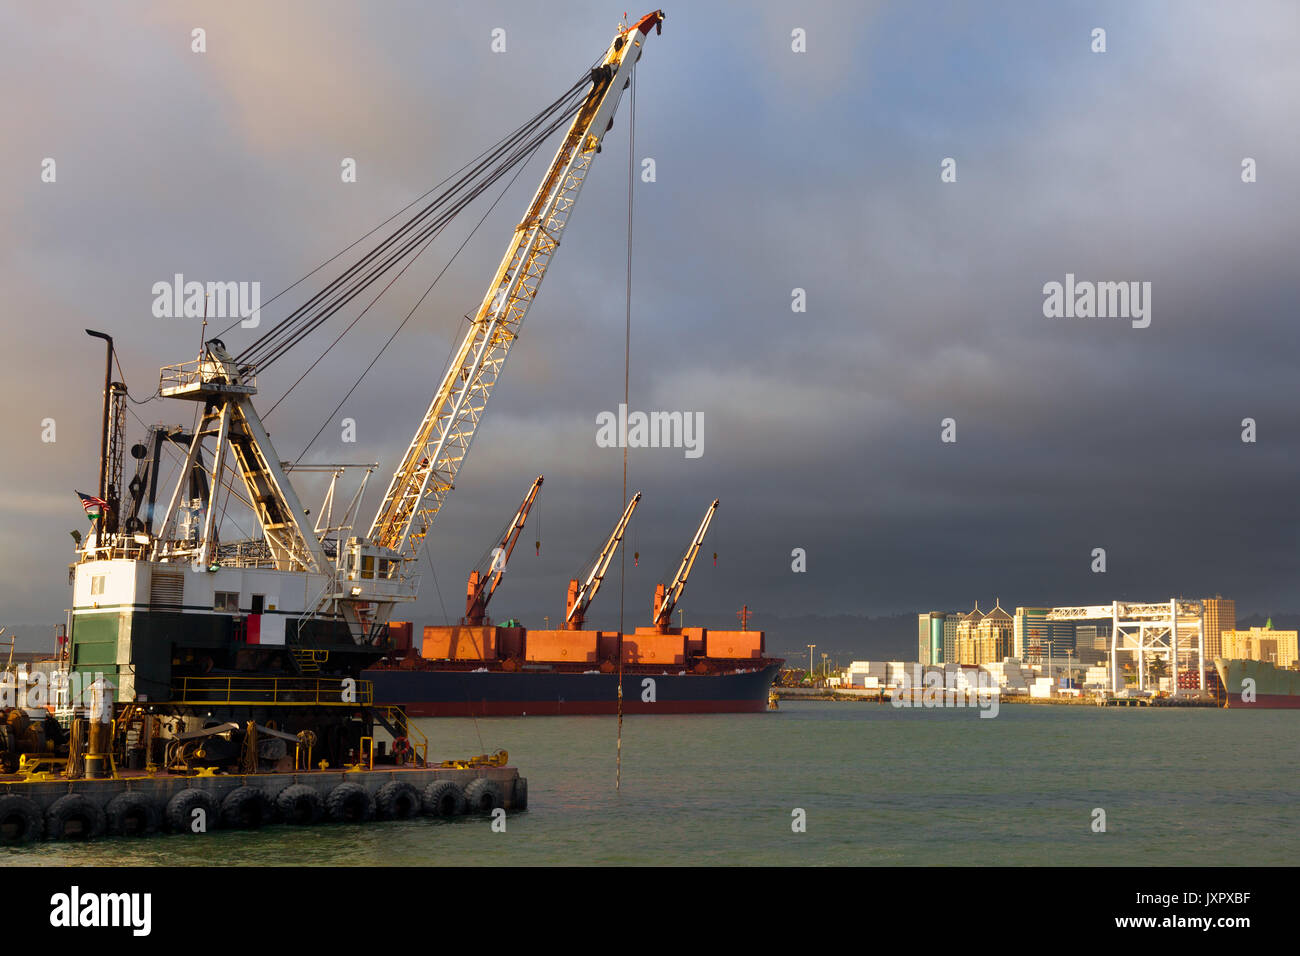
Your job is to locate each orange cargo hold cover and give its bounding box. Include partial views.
[525,629,599,664]
[704,629,765,659]
[622,633,686,665]
[683,626,707,655]
[422,625,497,661]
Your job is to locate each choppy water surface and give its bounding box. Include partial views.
[8,702,1297,866]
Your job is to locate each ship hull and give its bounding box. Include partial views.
[364,662,782,717]
[1214,657,1300,709]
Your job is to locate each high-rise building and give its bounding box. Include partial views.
[954,602,984,665]
[943,616,959,665]
[976,600,1016,663]
[1073,624,1112,665]
[1221,627,1298,667]
[1014,607,1077,663]
[918,612,954,665]
[1201,596,1236,660]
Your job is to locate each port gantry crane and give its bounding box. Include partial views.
[138,11,666,646]
[651,499,719,633]
[463,476,544,626]
[564,492,642,629]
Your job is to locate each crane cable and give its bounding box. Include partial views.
[234,75,591,374]
[237,75,585,365]
[288,146,538,467]
[209,69,590,350]
[616,62,635,792]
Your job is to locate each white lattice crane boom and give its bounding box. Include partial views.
[369,11,666,562]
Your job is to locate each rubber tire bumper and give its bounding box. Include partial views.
[325,783,374,823]
[221,786,274,829]
[45,794,107,841]
[0,794,44,844]
[463,777,505,814]
[375,781,420,820]
[166,789,218,834]
[421,780,467,817]
[105,791,160,836]
[275,784,323,825]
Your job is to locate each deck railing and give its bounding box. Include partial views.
[170,676,372,706]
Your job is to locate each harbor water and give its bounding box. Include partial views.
[7,701,1295,866]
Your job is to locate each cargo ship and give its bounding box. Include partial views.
[366,622,782,717]
[364,496,783,717]
[1214,658,1300,708]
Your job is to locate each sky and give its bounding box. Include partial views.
[1,1,1297,645]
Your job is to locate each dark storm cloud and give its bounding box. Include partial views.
[1,1,1297,639]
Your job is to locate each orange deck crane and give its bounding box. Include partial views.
[464,475,543,626]
[564,492,641,629]
[650,499,718,634]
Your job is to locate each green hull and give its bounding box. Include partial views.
[1214,658,1300,708]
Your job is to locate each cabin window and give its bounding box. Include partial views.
[90,575,106,596]
[361,555,375,580]
[250,594,264,614]
[214,591,240,613]
[378,558,391,579]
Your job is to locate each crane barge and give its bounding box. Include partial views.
[0,11,668,843]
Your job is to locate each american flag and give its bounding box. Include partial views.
[76,491,107,521]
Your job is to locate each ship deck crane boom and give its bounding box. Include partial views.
[565,492,641,629]
[653,498,718,633]
[464,475,544,625]
[368,11,666,564]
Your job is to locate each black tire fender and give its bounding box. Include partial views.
[0,794,44,844]
[45,794,107,841]
[421,779,467,817]
[165,788,217,834]
[220,786,273,829]
[275,784,323,825]
[375,780,420,820]
[105,791,160,836]
[325,782,374,823]
[463,777,505,814]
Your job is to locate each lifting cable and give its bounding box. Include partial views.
[288,144,537,468]
[210,74,581,347]
[234,73,592,375]
[616,62,635,792]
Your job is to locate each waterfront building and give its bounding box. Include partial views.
[1220,626,1298,668]
[917,612,951,665]
[1014,606,1077,665]
[954,603,984,665]
[1200,596,1236,660]
[1073,624,1111,665]
[975,601,1015,664]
